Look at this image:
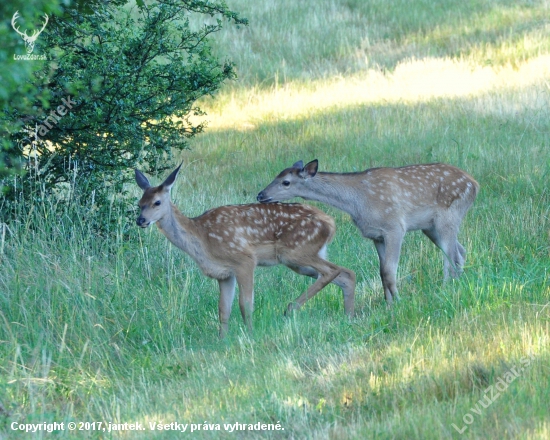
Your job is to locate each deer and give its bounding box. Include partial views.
[135,163,356,338]
[257,159,479,305]
[11,11,49,54]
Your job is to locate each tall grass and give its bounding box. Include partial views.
[209,0,550,87]
[1,0,550,438]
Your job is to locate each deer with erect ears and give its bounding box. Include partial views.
[257,159,479,305]
[135,163,356,338]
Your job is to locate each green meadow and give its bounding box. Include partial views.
[1,0,549,438]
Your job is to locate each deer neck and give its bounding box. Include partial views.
[156,203,206,260]
[303,173,361,218]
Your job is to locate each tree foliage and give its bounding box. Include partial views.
[0,0,66,184]
[1,0,246,218]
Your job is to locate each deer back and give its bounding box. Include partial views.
[193,203,335,265]
[258,160,479,235]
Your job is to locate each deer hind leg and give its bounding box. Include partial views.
[457,241,466,267]
[374,234,403,305]
[218,276,236,338]
[285,257,344,315]
[334,267,355,316]
[423,222,462,280]
[235,266,256,333]
[443,236,463,279]
[288,263,356,316]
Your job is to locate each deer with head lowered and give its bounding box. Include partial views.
[135,164,355,338]
[257,160,479,305]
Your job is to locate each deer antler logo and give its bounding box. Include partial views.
[11,11,49,54]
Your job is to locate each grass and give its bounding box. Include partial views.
[1,0,550,438]
[207,0,550,86]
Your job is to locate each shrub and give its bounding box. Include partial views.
[1,0,246,233]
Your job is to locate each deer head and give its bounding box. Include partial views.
[135,163,182,228]
[11,11,49,54]
[257,159,318,203]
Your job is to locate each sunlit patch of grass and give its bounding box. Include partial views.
[195,56,550,131]
[209,0,550,87]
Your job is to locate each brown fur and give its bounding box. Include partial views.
[135,165,355,338]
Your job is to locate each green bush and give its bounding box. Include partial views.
[1,0,246,231]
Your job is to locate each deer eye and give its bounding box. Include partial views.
[154,200,161,206]
[282,181,290,187]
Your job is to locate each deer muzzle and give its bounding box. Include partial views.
[256,191,273,203]
[136,217,149,227]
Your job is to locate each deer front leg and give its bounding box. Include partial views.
[375,233,403,305]
[218,276,236,338]
[373,238,390,303]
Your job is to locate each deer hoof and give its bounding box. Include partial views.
[284,302,300,317]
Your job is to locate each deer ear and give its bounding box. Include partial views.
[161,162,183,191]
[291,160,304,170]
[301,159,318,179]
[135,169,151,190]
